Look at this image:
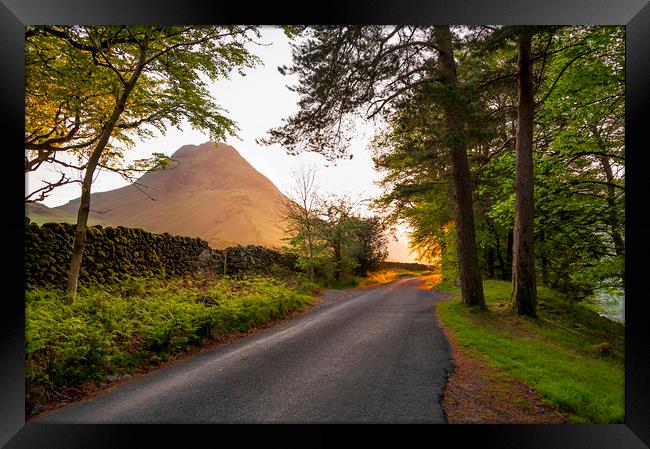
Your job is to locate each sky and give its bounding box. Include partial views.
[25,26,420,263]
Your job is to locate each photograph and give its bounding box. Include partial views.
[2,0,649,448]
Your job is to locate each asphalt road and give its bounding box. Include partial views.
[37,277,452,424]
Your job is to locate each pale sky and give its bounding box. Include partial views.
[25,26,420,263]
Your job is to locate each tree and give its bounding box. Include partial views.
[261,25,486,308]
[510,29,538,317]
[471,25,624,308]
[278,165,321,281]
[372,25,624,311]
[25,25,260,302]
[280,186,388,282]
[317,197,360,282]
[350,216,389,276]
[533,26,624,295]
[371,114,456,280]
[432,26,486,308]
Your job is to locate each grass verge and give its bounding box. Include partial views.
[25,273,317,413]
[356,269,437,288]
[434,279,624,423]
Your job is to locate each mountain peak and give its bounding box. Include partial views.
[55,142,288,249]
[171,141,239,158]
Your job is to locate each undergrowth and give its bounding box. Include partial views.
[25,274,316,410]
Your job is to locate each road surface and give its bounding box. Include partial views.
[37,277,452,423]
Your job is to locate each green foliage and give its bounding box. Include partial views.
[349,216,389,276]
[373,25,623,300]
[436,279,624,423]
[532,26,624,294]
[315,275,361,290]
[281,187,389,284]
[263,26,437,159]
[25,275,314,406]
[440,223,459,282]
[25,25,260,200]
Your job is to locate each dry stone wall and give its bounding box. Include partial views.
[212,245,298,275]
[25,218,211,288]
[25,218,299,288]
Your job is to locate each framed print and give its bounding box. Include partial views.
[2,0,648,447]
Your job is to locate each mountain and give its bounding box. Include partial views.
[26,202,114,227]
[54,142,289,249]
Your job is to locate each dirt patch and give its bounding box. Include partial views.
[435,305,567,424]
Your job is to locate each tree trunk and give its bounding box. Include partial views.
[486,247,495,279]
[333,241,341,281]
[506,229,513,280]
[510,31,537,317]
[495,240,508,280]
[65,165,97,303]
[540,253,549,287]
[486,216,508,280]
[495,243,510,281]
[65,29,151,304]
[306,225,315,281]
[433,26,486,309]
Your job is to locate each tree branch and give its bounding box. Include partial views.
[535,48,598,107]
[25,174,81,202]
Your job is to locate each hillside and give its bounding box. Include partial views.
[25,202,115,227]
[53,142,289,249]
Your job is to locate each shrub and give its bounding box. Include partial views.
[25,274,314,408]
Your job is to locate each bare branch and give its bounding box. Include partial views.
[25,173,81,203]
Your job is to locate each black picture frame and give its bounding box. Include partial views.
[2,1,648,447]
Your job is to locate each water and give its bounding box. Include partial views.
[594,288,625,323]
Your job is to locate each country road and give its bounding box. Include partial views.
[36,277,452,424]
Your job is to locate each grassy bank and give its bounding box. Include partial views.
[25,274,316,412]
[309,268,433,290]
[357,268,437,287]
[434,279,624,423]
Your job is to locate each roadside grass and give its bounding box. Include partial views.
[356,269,436,288]
[315,275,363,289]
[307,266,437,290]
[434,279,624,423]
[25,273,317,411]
